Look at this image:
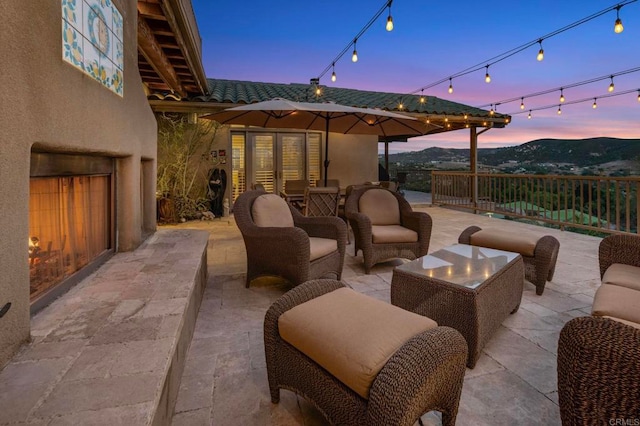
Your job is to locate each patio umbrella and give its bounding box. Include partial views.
[203,98,428,185]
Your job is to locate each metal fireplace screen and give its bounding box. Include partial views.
[29,153,113,303]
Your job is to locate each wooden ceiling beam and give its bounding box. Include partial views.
[137,15,186,97]
[137,2,166,20]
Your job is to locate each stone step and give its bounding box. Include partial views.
[0,229,209,425]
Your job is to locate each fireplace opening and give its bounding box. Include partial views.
[29,153,114,311]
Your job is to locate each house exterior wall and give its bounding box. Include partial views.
[326,133,379,186]
[0,0,157,367]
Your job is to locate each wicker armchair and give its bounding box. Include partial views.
[598,233,640,278]
[558,316,640,425]
[265,279,468,426]
[558,234,640,424]
[345,186,432,273]
[233,190,347,287]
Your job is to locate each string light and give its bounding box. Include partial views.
[331,63,336,82]
[505,88,639,116]
[489,104,494,115]
[608,76,615,92]
[485,65,491,83]
[420,89,425,103]
[352,39,358,62]
[528,110,532,119]
[557,105,562,115]
[401,1,636,105]
[398,101,403,109]
[481,67,640,110]
[560,88,565,103]
[593,98,598,109]
[315,0,397,83]
[463,113,468,119]
[637,90,640,101]
[537,40,544,61]
[315,85,322,96]
[448,78,454,94]
[614,5,624,33]
[520,98,525,110]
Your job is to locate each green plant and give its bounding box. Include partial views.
[156,113,222,221]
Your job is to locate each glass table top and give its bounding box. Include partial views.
[396,244,520,289]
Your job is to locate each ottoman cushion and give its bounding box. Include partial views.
[469,230,538,257]
[278,287,437,399]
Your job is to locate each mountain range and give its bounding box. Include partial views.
[384,137,640,168]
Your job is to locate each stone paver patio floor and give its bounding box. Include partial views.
[171,205,601,426]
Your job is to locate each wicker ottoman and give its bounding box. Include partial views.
[264,279,468,426]
[458,225,560,295]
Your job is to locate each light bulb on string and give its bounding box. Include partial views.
[489,104,494,115]
[448,78,454,94]
[520,98,525,110]
[560,88,565,103]
[637,90,640,102]
[352,39,358,62]
[528,110,532,119]
[537,40,544,61]
[331,63,336,82]
[420,89,425,103]
[593,98,598,109]
[386,1,394,31]
[614,5,624,33]
[463,113,468,120]
[608,76,614,92]
[398,102,403,110]
[485,65,491,83]
[315,86,322,96]
[557,105,562,115]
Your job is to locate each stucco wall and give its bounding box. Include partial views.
[324,133,379,186]
[0,0,157,367]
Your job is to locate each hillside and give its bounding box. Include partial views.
[384,137,640,168]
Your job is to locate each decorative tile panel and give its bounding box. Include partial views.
[62,0,124,96]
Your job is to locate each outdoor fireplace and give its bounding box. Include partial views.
[29,153,114,310]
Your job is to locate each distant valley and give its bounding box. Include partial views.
[383,137,640,176]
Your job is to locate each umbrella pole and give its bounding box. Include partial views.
[324,116,330,186]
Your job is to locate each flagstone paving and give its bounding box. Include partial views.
[171,205,601,426]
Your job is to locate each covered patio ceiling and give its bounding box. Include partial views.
[137,0,208,97]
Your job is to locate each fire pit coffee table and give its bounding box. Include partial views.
[391,244,524,368]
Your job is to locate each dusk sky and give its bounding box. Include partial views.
[191,0,639,152]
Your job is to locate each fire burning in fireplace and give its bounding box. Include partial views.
[29,153,113,304]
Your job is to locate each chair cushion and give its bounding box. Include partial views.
[359,189,401,226]
[251,194,294,227]
[592,284,640,324]
[469,230,538,257]
[371,225,418,244]
[602,263,640,291]
[309,237,337,261]
[278,288,437,399]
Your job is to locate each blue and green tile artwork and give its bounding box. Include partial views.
[62,0,123,96]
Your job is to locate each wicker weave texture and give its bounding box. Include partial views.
[345,187,432,274]
[233,190,346,287]
[264,279,468,426]
[304,187,340,217]
[391,255,524,368]
[458,225,559,295]
[558,316,640,425]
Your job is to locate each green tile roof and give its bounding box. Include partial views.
[188,79,505,120]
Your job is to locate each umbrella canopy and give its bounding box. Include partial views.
[203,98,428,184]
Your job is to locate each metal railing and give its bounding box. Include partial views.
[432,171,640,234]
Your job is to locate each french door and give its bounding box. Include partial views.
[231,131,321,199]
